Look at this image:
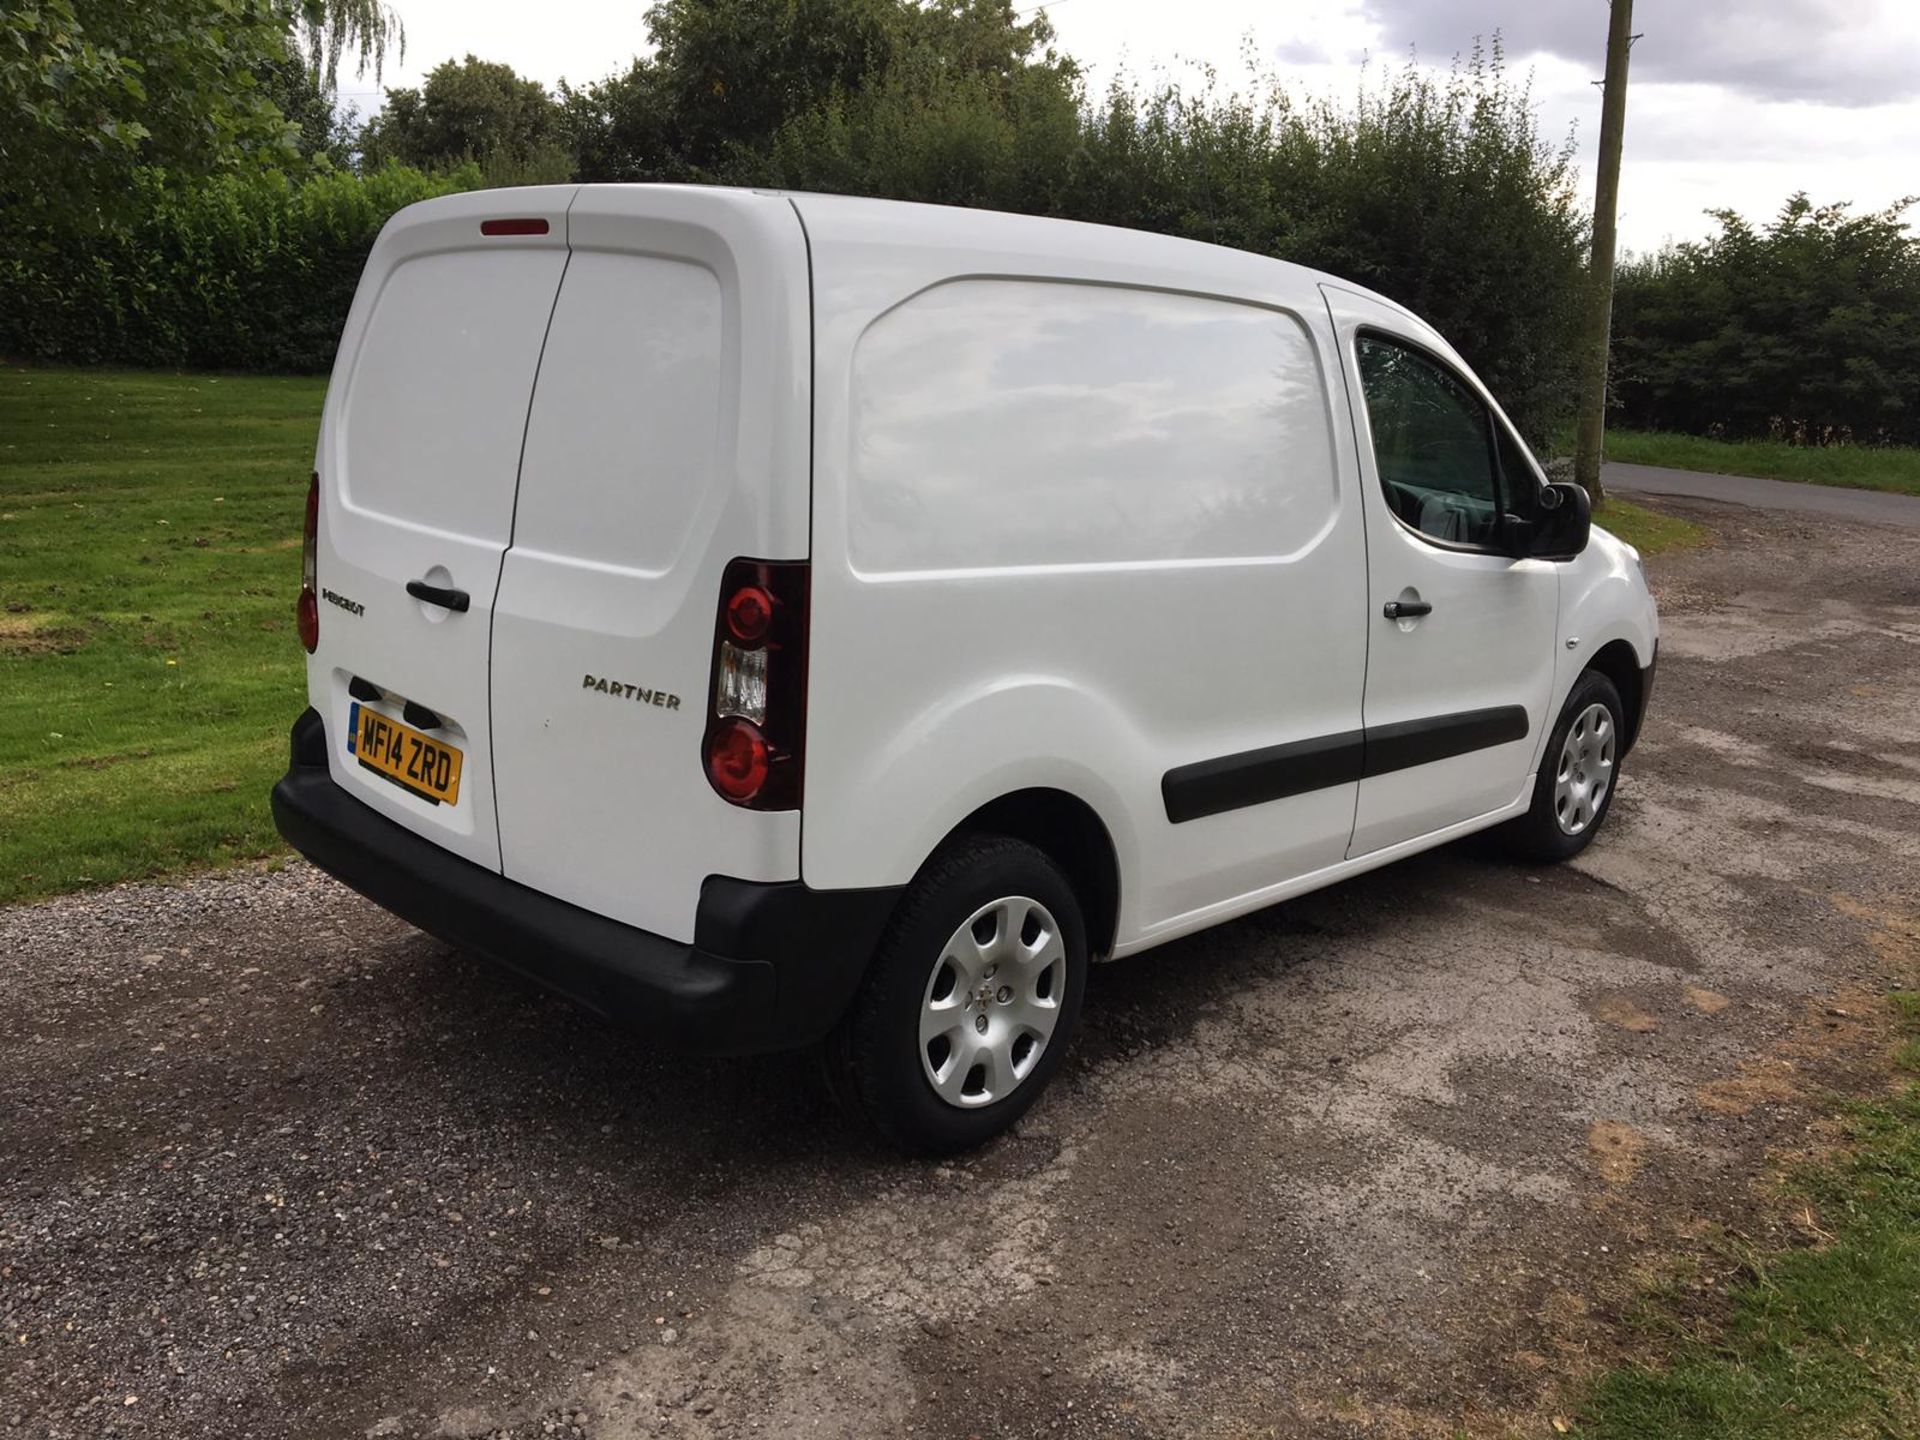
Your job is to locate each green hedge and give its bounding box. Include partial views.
[1611,197,1920,446]
[0,164,478,373]
[1,47,1584,444]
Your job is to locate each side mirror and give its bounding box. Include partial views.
[1528,481,1590,561]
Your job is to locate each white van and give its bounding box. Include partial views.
[272,185,1658,1153]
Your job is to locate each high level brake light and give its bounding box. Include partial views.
[479,217,550,237]
[297,471,319,653]
[704,559,808,808]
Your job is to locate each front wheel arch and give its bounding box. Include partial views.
[1586,638,1646,754]
[1502,667,1627,863]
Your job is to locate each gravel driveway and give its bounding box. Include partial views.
[5,500,1919,1439]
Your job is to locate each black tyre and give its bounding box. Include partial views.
[1501,668,1626,862]
[830,833,1088,1155]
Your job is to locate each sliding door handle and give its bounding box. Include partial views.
[1383,598,1433,620]
[407,580,470,613]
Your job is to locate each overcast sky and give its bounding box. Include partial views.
[336,0,1920,254]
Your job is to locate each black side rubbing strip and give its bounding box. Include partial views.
[1162,730,1366,824]
[1162,705,1531,823]
[1362,705,1530,778]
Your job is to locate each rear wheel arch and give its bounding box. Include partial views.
[946,788,1122,960]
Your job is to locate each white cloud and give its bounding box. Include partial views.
[1359,0,1920,106]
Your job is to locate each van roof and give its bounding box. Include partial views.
[543,183,1431,339]
[390,181,1445,361]
[764,185,1423,323]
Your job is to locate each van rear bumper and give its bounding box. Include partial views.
[269,708,898,1056]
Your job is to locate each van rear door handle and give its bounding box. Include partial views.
[407,580,470,613]
[1383,598,1433,620]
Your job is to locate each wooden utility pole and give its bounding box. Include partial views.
[1573,0,1634,506]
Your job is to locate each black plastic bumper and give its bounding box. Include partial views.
[269,708,899,1055]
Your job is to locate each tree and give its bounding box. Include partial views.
[1,0,295,228]
[563,0,904,182]
[1613,195,1920,444]
[561,61,678,183]
[258,48,361,166]
[0,0,404,228]
[753,0,1079,209]
[284,0,404,97]
[362,55,568,182]
[646,0,896,172]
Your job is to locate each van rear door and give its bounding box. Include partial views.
[310,187,575,869]
[488,187,813,944]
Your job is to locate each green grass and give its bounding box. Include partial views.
[1594,498,1710,558]
[1578,993,1920,1439]
[0,365,322,904]
[1605,429,1920,497]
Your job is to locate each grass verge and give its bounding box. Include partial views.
[1605,429,1920,497]
[1577,991,1920,1438]
[1593,498,1710,558]
[0,365,321,904]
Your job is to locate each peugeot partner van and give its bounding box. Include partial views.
[271,184,1658,1153]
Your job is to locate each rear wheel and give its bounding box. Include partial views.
[830,834,1088,1155]
[1502,669,1625,862]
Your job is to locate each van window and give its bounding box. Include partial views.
[847,280,1337,573]
[1495,421,1541,503]
[1355,335,1501,548]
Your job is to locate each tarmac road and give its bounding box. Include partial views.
[1607,459,1920,528]
[4,496,1920,1439]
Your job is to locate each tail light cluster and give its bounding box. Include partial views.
[704,558,809,808]
[297,471,320,653]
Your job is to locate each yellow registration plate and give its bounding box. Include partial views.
[351,703,463,806]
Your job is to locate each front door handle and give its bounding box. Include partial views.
[1383,598,1433,620]
[407,579,470,613]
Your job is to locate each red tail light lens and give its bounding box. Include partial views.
[296,590,319,654]
[706,718,770,802]
[725,585,774,645]
[704,558,808,809]
[297,471,319,653]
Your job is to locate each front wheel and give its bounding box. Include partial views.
[1501,669,1626,862]
[829,834,1088,1155]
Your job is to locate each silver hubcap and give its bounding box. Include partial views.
[1554,702,1616,835]
[919,896,1067,1109]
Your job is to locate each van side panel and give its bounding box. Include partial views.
[488,187,811,943]
[796,199,1370,949]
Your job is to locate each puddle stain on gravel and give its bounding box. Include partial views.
[1589,994,1661,1033]
[1685,985,1731,1014]
[1587,1120,1648,1187]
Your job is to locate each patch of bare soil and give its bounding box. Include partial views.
[0,610,91,655]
